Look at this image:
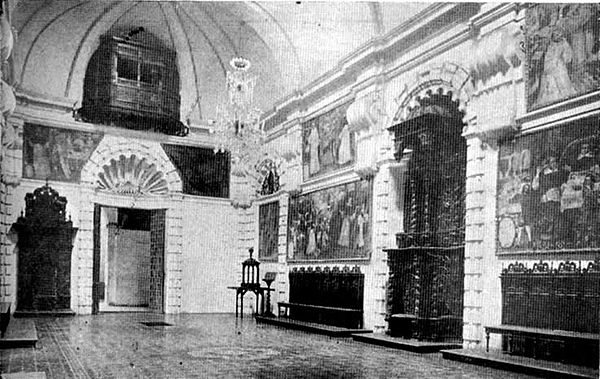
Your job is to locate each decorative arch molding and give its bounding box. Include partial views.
[97,154,169,196]
[80,135,182,195]
[392,62,475,128]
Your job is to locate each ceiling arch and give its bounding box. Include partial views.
[10,1,429,121]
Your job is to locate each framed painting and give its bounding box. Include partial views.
[287,178,372,261]
[525,4,600,111]
[258,201,280,260]
[302,101,354,180]
[22,124,103,182]
[497,117,600,252]
[162,144,230,198]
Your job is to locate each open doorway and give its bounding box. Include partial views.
[92,205,165,313]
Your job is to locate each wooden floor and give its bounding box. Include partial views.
[441,348,599,379]
[352,332,462,353]
[254,315,372,337]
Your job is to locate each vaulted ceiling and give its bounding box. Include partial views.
[9,1,430,121]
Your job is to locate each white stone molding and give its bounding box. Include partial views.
[467,6,524,85]
[353,130,380,180]
[80,135,182,194]
[392,62,475,125]
[0,8,16,188]
[300,167,358,195]
[0,11,14,66]
[346,89,387,134]
[388,62,498,347]
[462,115,519,149]
[1,117,22,186]
[96,155,170,196]
[74,136,185,314]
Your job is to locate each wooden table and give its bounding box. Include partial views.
[228,285,275,318]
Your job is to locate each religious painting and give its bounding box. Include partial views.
[287,178,372,261]
[162,144,230,198]
[258,201,280,260]
[23,124,103,182]
[525,4,600,111]
[497,117,600,252]
[302,101,354,180]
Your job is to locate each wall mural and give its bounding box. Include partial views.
[525,4,600,111]
[497,118,600,252]
[287,178,372,261]
[302,102,354,180]
[258,201,279,260]
[23,124,103,182]
[162,144,229,198]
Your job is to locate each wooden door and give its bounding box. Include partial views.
[148,209,165,313]
[92,204,101,314]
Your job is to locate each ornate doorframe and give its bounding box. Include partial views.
[77,136,184,314]
[386,62,487,343]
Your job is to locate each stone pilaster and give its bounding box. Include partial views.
[165,203,183,313]
[76,192,94,314]
[277,193,290,307]
[0,183,16,306]
[462,136,487,347]
[365,160,404,332]
[235,202,256,312]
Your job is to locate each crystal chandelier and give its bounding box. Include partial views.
[212,57,267,179]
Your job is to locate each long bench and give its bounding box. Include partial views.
[278,302,363,329]
[485,325,599,365]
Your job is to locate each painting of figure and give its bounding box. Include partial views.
[287,178,372,261]
[497,118,600,252]
[23,124,103,182]
[302,101,354,180]
[525,4,600,110]
[258,201,280,260]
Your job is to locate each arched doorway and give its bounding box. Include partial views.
[387,92,466,341]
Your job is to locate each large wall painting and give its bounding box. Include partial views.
[525,4,600,111]
[302,101,354,181]
[287,178,372,261]
[497,118,600,252]
[162,144,230,198]
[258,201,280,260]
[23,124,103,182]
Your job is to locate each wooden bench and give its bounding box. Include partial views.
[485,325,598,360]
[278,302,363,328]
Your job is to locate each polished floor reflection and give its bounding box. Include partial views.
[1,314,536,378]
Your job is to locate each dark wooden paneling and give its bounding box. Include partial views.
[288,267,364,329]
[13,185,77,313]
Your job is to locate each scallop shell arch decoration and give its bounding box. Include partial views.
[97,154,169,196]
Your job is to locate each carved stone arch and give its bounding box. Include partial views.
[392,62,476,129]
[80,135,182,195]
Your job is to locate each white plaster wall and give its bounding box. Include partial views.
[180,197,238,313]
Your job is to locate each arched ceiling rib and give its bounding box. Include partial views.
[64,1,121,98]
[63,2,140,100]
[166,3,203,121]
[10,1,429,121]
[18,1,89,87]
